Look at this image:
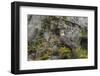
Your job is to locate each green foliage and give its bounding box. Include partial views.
[76,47,88,58]
[80,26,87,38]
[59,47,71,59]
[40,54,49,60]
[28,41,36,54]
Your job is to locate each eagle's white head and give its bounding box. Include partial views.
[60,30,65,36]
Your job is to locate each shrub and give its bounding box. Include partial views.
[58,47,71,59]
[76,47,88,58]
[40,54,49,60]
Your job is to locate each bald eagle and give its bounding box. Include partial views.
[59,29,77,58]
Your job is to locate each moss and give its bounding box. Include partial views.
[58,47,71,59]
[40,54,49,60]
[76,47,88,58]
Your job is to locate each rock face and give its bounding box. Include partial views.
[28,16,87,41]
[28,15,45,41]
[67,16,88,27]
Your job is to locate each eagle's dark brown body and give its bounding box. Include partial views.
[60,35,77,58]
